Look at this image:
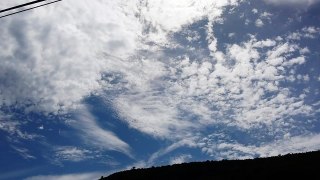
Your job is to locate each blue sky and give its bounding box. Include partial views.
[0,0,320,179]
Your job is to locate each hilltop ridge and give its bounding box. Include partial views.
[101,150,320,180]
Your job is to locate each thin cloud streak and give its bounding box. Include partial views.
[25,172,103,180]
[72,106,132,157]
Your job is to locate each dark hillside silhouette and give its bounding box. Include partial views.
[101,150,320,180]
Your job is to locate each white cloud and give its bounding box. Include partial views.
[302,26,320,38]
[107,0,244,140]
[115,93,190,138]
[300,47,310,54]
[0,0,243,129]
[11,146,36,160]
[287,32,301,40]
[252,8,258,14]
[303,75,310,82]
[112,33,314,146]
[0,0,142,113]
[54,146,92,162]
[0,167,41,180]
[264,0,320,8]
[286,26,320,40]
[200,133,320,159]
[25,172,103,180]
[228,33,236,38]
[170,154,192,165]
[147,138,198,165]
[245,19,250,25]
[72,106,131,156]
[139,0,241,47]
[253,39,277,48]
[1,0,319,165]
[255,19,264,27]
[283,56,306,66]
[0,0,247,162]
[38,125,44,130]
[261,12,272,19]
[259,12,273,23]
[0,115,38,141]
[303,26,320,34]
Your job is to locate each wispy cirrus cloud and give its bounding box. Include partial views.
[71,106,132,156]
[0,166,41,180]
[54,146,92,162]
[0,118,36,141]
[11,145,36,160]
[25,172,103,180]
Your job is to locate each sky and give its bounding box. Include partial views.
[0,0,320,179]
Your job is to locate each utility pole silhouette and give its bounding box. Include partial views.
[0,0,62,19]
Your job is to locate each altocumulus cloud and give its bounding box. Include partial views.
[109,0,320,161]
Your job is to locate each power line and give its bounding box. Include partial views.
[0,0,62,19]
[0,0,48,13]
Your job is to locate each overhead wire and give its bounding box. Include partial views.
[0,0,49,13]
[0,0,62,19]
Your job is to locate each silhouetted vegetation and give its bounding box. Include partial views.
[101,150,319,180]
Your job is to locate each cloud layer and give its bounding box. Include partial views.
[1,0,320,167]
[0,0,141,113]
[264,0,320,7]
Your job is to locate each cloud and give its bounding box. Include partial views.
[0,167,41,180]
[260,12,272,23]
[263,0,320,7]
[200,133,320,159]
[72,106,131,156]
[25,172,103,180]
[287,26,320,40]
[0,0,141,113]
[1,0,319,167]
[0,0,245,165]
[108,8,317,150]
[0,0,243,136]
[252,8,258,14]
[147,138,198,165]
[0,0,140,159]
[11,146,36,160]
[0,0,244,140]
[255,19,264,27]
[0,114,38,141]
[54,146,92,162]
[170,154,192,165]
[108,25,318,166]
[138,0,241,47]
